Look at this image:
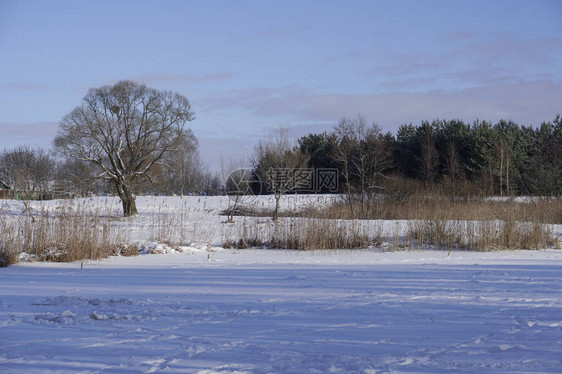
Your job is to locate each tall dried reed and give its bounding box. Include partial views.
[0,203,121,265]
[223,190,559,251]
[408,219,554,251]
[223,217,379,251]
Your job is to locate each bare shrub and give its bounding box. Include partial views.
[0,248,17,267]
[332,115,392,218]
[0,249,18,267]
[253,127,309,221]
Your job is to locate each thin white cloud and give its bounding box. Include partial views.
[0,122,59,150]
[202,80,562,131]
[128,72,235,86]
[361,36,562,91]
[467,37,562,64]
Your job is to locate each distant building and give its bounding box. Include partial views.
[0,181,12,199]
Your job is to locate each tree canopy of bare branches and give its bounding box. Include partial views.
[253,128,309,221]
[332,115,392,217]
[0,146,54,199]
[54,80,195,216]
[0,146,55,219]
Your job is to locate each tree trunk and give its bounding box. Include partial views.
[228,194,240,223]
[115,180,138,217]
[273,194,281,221]
[499,146,504,196]
[342,161,355,218]
[121,194,138,217]
[360,172,366,219]
[506,155,510,196]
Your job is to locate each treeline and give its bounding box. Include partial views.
[3,80,559,218]
[0,144,222,199]
[297,115,562,197]
[2,115,561,204]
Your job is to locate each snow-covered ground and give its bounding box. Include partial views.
[0,195,345,251]
[2,250,562,373]
[1,196,562,373]
[4,195,560,253]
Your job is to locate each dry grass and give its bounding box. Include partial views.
[0,205,121,265]
[114,244,139,257]
[268,219,373,250]
[222,187,559,251]
[0,218,19,267]
[223,217,378,251]
[0,249,19,267]
[1,192,559,268]
[308,195,562,224]
[222,215,555,252]
[408,220,554,251]
[0,197,216,267]
[148,198,216,246]
[291,176,562,224]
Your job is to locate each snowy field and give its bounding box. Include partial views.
[1,196,562,373]
[2,250,562,373]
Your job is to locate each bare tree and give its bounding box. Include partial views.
[444,141,462,197]
[332,118,357,217]
[253,127,309,221]
[419,130,439,186]
[54,80,195,216]
[496,135,513,196]
[148,132,199,195]
[333,115,392,217]
[55,158,102,197]
[0,146,55,218]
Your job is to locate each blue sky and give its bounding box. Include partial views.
[1,0,561,168]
